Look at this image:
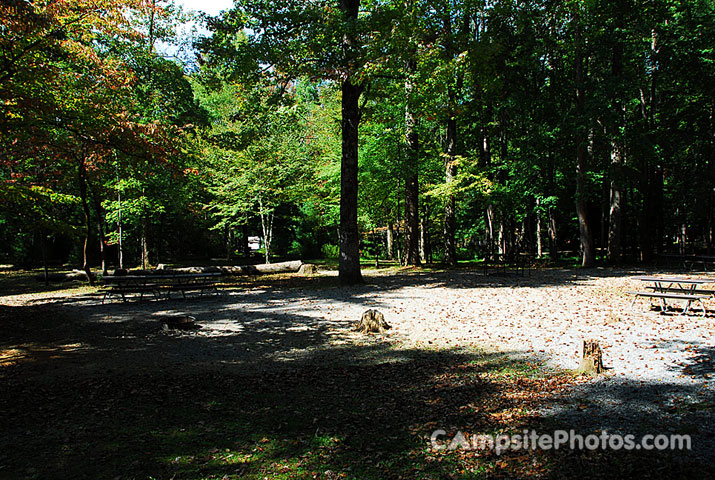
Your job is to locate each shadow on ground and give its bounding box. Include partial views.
[1,268,714,479]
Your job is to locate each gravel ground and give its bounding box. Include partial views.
[2,266,714,456]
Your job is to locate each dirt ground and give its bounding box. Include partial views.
[1,266,714,478]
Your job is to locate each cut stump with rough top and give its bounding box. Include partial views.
[355,309,391,334]
[579,338,604,375]
[160,315,197,331]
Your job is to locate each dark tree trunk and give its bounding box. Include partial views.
[242,223,249,256]
[442,9,463,267]
[141,224,149,269]
[444,98,458,266]
[77,156,94,285]
[40,233,49,286]
[639,28,662,262]
[338,77,364,283]
[574,15,595,267]
[404,58,420,266]
[547,206,559,261]
[386,223,394,260]
[608,141,625,263]
[337,0,364,284]
[607,31,625,264]
[420,202,431,264]
[90,187,108,275]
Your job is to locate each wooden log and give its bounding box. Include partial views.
[127,260,304,276]
[219,260,303,275]
[579,338,604,375]
[35,270,96,282]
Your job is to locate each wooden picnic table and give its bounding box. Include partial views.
[657,254,715,271]
[629,276,715,315]
[101,272,221,303]
[483,253,533,276]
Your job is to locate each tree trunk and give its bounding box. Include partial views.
[547,206,558,261]
[372,227,380,268]
[443,99,458,266]
[339,75,364,283]
[77,156,94,285]
[607,140,625,263]
[607,31,625,264]
[485,204,495,257]
[442,8,461,267]
[498,217,505,256]
[90,187,109,275]
[386,223,394,260]
[141,224,149,270]
[638,28,661,262]
[404,58,421,266]
[41,233,49,286]
[574,14,595,267]
[225,225,232,261]
[241,223,249,256]
[258,198,274,264]
[336,0,364,284]
[117,189,123,269]
[420,203,430,264]
[536,198,543,258]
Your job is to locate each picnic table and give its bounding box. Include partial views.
[628,276,714,315]
[101,272,221,303]
[657,254,715,271]
[483,253,533,276]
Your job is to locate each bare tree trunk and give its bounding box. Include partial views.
[574,13,595,267]
[419,202,431,264]
[338,0,364,284]
[117,188,123,269]
[485,205,495,257]
[607,141,625,263]
[404,58,421,266]
[536,198,543,258]
[41,233,49,286]
[258,198,274,264]
[442,6,463,266]
[90,187,109,275]
[638,28,662,262]
[141,224,149,269]
[225,225,232,261]
[386,223,394,260]
[77,155,94,284]
[498,217,505,256]
[373,227,379,268]
[547,206,559,261]
[607,31,625,264]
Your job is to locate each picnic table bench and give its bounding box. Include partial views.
[101,272,221,303]
[628,276,714,315]
[483,253,533,276]
[657,254,715,271]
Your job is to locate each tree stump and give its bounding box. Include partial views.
[355,309,391,334]
[579,339,604,375]
[160,315,197,331]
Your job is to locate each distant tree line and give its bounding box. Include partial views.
[2,0,714,281]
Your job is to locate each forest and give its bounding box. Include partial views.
[2,0,714,283]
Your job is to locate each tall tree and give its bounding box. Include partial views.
[198,0,395,283]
